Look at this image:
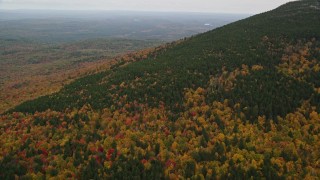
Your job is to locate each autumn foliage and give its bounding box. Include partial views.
[1,0,320,179]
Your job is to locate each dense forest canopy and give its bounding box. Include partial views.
[1,0,320,179]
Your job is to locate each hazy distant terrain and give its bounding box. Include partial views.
[0,10,249,42]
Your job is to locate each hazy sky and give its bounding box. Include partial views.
[0,0,294,14]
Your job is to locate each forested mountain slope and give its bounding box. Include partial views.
[1,0,320,179]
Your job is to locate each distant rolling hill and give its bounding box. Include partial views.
[1,0,320,179]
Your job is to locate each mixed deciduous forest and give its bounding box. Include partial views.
[1,0,320,179]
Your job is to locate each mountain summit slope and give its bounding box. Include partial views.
[11,0,320,118]
[1,0,320,179]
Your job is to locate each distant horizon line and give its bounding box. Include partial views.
[0,8,252,15]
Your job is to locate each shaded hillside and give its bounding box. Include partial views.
[1,0,320,179]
